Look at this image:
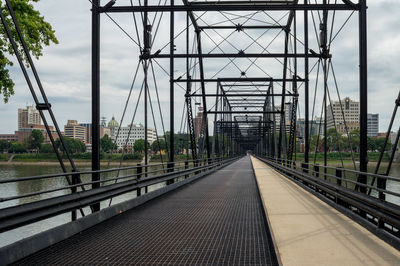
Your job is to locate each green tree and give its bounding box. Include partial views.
[349,128,360,152]
[8,142,26,153]
[0,0,59,103]
[0,140,11,151]
[325,128,341,151]
[310,134,323,152]
[40,143,54,153]
[375,137,392,152]
[367,137,377,151]
[133,139,146,153]
[151,139,166,152]
[100,134,117,153]
[28,129,44,150]
[55,137,85,154]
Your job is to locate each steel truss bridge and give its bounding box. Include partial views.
[0,0,400,264]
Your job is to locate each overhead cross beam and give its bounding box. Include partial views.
[100,4,359,13]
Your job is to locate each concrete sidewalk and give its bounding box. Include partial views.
[251,156,400,266]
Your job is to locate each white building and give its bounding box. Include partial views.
[327,97,360,135]
[367,113,379,137]
[110,122,157,149]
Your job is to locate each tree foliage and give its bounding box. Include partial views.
[0,0,58,103]
[0,139,11,151]
[150,139,166,152]
[133,139,146,153]
[28,129,44,150]
[8,141,26,153]
[55,137,85,154]
[100,134,117,153]
[39,143,54,153]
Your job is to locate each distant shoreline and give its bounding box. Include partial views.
[0,160,142,166]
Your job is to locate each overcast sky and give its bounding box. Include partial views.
[0,0,399,136]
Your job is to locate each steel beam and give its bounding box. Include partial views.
[148,53,322,59]
[190,93,297,97]
[304,0,310,164]
[208,111,280,114]
[174,78,305,82]
[170,0,175,164]
[100,4,359,13]
[358,0,368,193]
[199,25,285,30]
[91,0,100,212]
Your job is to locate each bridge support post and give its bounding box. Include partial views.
[71,172,79,221]
[358,0,368,195]
[91,0,101,212]
[314,165,319,178]
[167,162,174,185]
[185,161,189,179]
[335,168,343,205]
[137,164,142,197]
[377,177,386,228]
[301,162,308,174]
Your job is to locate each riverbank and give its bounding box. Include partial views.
[0,160,143,166]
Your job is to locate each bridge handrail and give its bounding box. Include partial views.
[0,157,239,233]
[255,155,400,243]
[0,157,218,184]
[0,157,226,203]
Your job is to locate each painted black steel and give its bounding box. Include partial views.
[91,0,101,212]
[101,4,359,13]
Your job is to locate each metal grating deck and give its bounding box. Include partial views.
[14,157,278,265]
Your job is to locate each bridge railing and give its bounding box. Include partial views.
[0,156,237,235]
[255,155,400,242]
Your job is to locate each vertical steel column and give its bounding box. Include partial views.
[278,30,290,159]
[144,0,149,168]
[322,0,328,177]
[169,0,175,169]
[358,0,368,193]
[271,83,277,157]
[195,30,211,161]
[304,0,310,165]
[91,0,100,212]
[293,12,298,162]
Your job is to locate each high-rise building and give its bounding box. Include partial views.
[296,118,325,143]
[327,97,360,135]
[274,102,293,131]
[367,113,379,137]
[79,123,112,144]
[18,105,41,130]
[64,120,86,142]
[194,107,208,139]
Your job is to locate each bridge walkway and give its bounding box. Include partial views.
[251,156,400,266]
[14,157,278,265]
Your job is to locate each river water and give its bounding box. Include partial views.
[0,163,399,248]
[0,163,166,247]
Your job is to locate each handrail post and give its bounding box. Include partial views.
[335,168,342,205]
[336,168,342,187]
[71,172,79,221]
[185,160,189,179]
[301,162,308,174]
[314,164,320,178]
[167,162,174,185]
[137,163,142,196]
[377,176,387,228]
